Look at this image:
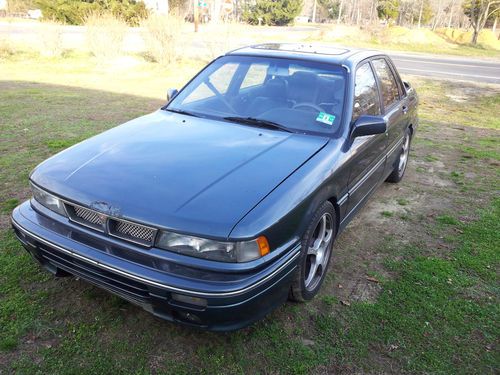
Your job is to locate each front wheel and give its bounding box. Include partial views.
[386,130,411,183]
[289,201,337,302]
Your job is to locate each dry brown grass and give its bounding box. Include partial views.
[38,21,64,58]
[140,14,183,65]
[85,13,127,60]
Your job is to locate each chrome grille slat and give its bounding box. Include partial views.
[65,202,156,247]
[113,221,155,243]
[74,206,104,225]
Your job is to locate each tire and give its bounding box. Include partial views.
[386,129,411,183]
[289,201,337,302]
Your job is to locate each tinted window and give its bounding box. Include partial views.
[372,59,399,109]
[352,63,381,122]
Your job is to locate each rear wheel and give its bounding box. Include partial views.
[386,129,411,183]
[289,201,336,302]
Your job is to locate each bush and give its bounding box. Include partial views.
[0,38,16,59]
[36,0,148,26]
[141,14,183,65]
[85,13,127,60]
[38,21,65,57]
[242,0,303,26]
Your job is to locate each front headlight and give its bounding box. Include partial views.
[156,231,270,263]
[30,182,67,217]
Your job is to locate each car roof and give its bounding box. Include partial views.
[226,43,385,71]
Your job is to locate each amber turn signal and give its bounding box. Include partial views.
[256,236,270,256]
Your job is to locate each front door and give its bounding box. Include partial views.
[345,62,387,215]
[371,58,409,174]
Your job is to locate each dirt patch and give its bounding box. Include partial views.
[320,122,499,307]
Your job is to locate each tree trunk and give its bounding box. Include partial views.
[418,0,423,28]
[193,0,199,32]
[312,0,317,23]
[493,16,498,34]
[471,1,494,45]
[432,0,443,31]
[371,0,377,22]
[472,27,479,44]
[448,0,455,28]
[337,0,344,25]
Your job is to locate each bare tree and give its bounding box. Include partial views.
[464,0,500,44]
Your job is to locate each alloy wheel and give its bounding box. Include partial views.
[398,135,410,173]
[304,213,334,291]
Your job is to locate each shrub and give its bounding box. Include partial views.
[0,38,16,59]
[205,21,245,59]
[38,21,65,57]
[141,14,183,65]
[36,0,148,26]
[242,0,303,26]
[85,13,127,60]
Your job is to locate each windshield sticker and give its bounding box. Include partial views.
[316,112,335,126]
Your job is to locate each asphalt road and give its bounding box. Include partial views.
[389,53,500,84]
[1,22,499,84]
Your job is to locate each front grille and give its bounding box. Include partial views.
[74,205,104,226]
[65,202,157,247]
[66,203,105,231]
[111,220,156,244]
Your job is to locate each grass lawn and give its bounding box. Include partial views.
[0,54,499,374]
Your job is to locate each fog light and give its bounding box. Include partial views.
[177,311,202,324]
[171,293,207,307]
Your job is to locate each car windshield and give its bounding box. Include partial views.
[166,55,346,135]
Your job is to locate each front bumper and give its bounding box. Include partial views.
[11,201,300,331]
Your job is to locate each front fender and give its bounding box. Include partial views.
[229,139,350,251]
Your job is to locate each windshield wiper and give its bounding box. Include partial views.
[165,108,200,118]
[223,116,292,133]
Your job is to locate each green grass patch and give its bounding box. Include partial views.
[436,214,460,226]
[1,198,19,214]
[45,138,84,151]
[0,231,50,352]
[416,80,500,130]
[396,198,409,206]
[316,199,500,373]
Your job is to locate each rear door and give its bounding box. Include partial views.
[371,58,409,174]
[345,62,387,215]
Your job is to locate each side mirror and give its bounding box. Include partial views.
[166,88,178,103]
[351,115,387,139]
[403,81,411,90]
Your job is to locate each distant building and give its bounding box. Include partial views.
[300,0,314,21]
[142,0,168,14]
[27,9,42,19]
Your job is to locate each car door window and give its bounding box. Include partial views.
[372,59,400,110]
[352,63,381,122]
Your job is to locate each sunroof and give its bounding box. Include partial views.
[253,43,349,56]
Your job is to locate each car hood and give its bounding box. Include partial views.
[31,110,329,238]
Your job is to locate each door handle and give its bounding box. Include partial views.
[402,105,409,114]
